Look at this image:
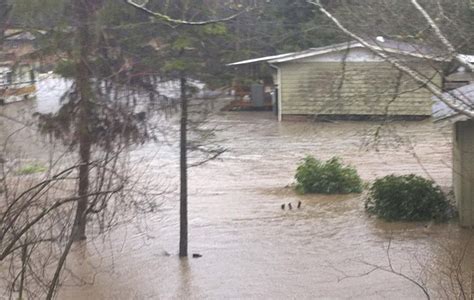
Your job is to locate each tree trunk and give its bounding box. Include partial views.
[18,244,27,300]
[0,0,11,50]
[179,76,188,257]
[72,0,93,241]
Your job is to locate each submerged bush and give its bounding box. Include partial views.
[365,174,451,222]
[295,156,363,194]
[17,163,47,175]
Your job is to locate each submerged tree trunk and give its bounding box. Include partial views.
[72,0,93,241]
[179,76,188,257]
[18,244,27,299]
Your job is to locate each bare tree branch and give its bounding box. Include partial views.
[410,0,455,55]
[188,149,226,168]
[45,231,75,300]
[0,186,123,261]
[125,0,246,26]
[307,0,474,119]
[410,0,472,71]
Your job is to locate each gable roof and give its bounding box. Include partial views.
[228,38,452,66]
[432,83,474,122]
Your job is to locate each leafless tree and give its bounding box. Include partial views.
[333,236,473,300]
[0,117,171,299]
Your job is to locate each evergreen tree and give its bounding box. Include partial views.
[15,0,163,241]
[127,0,236,257]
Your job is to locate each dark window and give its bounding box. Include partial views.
[30,70,35,83]
[6,72,13,85]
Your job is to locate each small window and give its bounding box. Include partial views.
[30,70,35,83]
[6,71,13,85]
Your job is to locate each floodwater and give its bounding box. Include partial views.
[2,84,474,299]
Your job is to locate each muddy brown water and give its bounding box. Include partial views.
[2,95,474,299]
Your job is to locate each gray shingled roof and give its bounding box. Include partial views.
[432,83,474,122]
[228,38,450,66]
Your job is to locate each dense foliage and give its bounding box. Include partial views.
[295,156,363,194]
[365,174,452,222]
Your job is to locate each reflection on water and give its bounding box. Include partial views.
[1,91,473,299]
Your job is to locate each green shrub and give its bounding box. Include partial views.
[17,163,47,175]
[54,60,75,79]
[365,174,451,222]
[295,156,363,194]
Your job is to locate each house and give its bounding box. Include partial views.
[2,29,38,59]
[0,57,36,105]
[433,84,474,227]
[0,29,43,105]
[229,38,455,121]
[444,67,474,91]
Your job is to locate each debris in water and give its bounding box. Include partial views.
[192,253,202,258]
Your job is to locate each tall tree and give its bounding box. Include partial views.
[71,0,96,241]
[127,0,238,257]
[5,0,164,247]
[0,0,240,296]
[179,75,188,257]
[0,0,169,296]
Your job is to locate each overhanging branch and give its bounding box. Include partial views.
[410,0,472,72]
[307,0,474,119]
[125,0,246,26]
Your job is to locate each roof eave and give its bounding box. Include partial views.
[269,44,449,64]
[226,52,296,66]
[433,113,469,123]
[268,42,359,63]
[228,39,451,66]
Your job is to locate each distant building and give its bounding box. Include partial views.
[444,66,474,91]
[433,84,474,227]
[0,60,36,105]
[229,39,467,121]
[2,29,38,59]
[0,29,42,104]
